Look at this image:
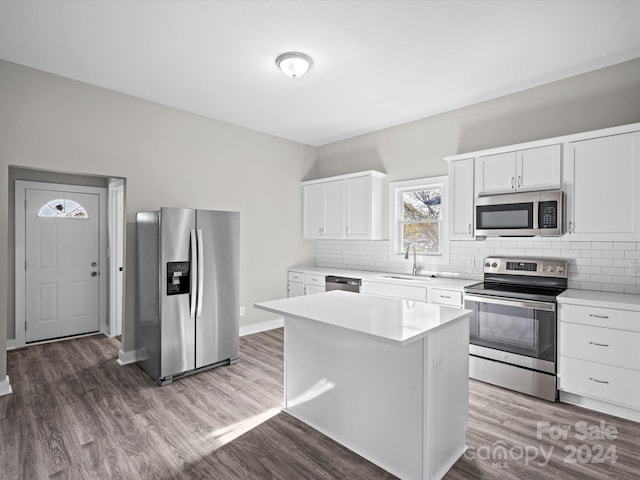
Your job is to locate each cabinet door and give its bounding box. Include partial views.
[288,281,304,297]
[346,175,371,238]
[305,284,326,295]
[565,131,640,239]
[303,183,324,239]
[517,145,561,192]
[449,158,474,239]
[476,152,517,195]
[323,180,345,238]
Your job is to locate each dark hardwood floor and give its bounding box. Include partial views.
[1,329,638,479]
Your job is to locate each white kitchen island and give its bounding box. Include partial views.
[254,291,471,480]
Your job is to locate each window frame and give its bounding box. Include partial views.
[389,176,449,265]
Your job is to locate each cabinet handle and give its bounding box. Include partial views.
[468,223,472,234]
[588,314,609,319]
[589,377,609,384]
[440,295,451,299]
[511,177,515,188]
[346,226,349,235]
[568,221,574,234]
[517,176,522,188]
[588,341,609,347]
[304,287,308,295]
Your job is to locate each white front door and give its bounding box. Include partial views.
[25,188,101,342]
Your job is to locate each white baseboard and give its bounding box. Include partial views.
[240,317,284,337]
[0,375,12,397]
[6,339,20,351]
[117,349,140,366]
[560,391,640,423]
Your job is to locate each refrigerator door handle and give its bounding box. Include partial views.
[197,228,204,317]
[190,229,197,319]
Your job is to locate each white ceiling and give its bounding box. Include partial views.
[1,1,640,147]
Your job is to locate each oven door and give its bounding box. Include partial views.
[464,293,556,369]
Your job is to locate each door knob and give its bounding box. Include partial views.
[91,262,98,267]
[91,271,98,277]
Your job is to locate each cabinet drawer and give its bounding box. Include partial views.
[304,273,326,286]
[288,271,304,283]
[559,303,640,332]
[361,281,427,301]
[560,322,640,370]
[427,288,462,307]
[559,356,640,409]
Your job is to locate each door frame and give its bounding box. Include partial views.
[14,181,108,347]
[108,179,125,337]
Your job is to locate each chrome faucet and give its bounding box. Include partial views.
[404,243,421,276]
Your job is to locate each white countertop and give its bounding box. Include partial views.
[255,290,472,346]
[289,265,479,291]
[558,289,640,310]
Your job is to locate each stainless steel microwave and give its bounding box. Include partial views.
[475,190,563,237]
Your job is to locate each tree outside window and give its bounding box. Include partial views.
[389,176,448,264]
[401,186,442,254]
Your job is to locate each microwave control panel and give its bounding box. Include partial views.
[539,201,558,229]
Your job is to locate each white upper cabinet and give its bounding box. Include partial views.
[448,158,474,240]
[476,144,561,195]
[476,151,516,194]
[564,130,640,240]
[302,183,325,239]
[302,171,386,240]
[323,180,346,238]
[517,145,562,191]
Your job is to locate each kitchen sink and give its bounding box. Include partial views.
[378,275,428,281]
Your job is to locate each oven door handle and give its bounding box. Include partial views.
[464,293,556,312]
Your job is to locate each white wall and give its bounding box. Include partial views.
[0,59,316,378]
[315,58,640,182]
[313,57,640,293]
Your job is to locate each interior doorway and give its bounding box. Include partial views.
[11,173,125,349]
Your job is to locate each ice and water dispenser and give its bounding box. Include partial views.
[166,261,190,295]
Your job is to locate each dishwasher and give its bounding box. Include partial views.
[325,275,361,293]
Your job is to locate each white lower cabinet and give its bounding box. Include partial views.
[361,281,427,301]
[558,295,640,421]
[287,270,305,298]
[288,270,326,297]
[304,273,325,295]
[427,288,462,307]
[362,281,465,308]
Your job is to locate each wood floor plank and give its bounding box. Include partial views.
[2,328,639,479]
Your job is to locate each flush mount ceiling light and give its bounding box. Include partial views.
[275,52,313,78]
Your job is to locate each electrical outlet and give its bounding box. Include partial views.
[631,264,640,276]
[239,306,246,316]
[467,256,475,268]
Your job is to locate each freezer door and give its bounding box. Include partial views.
[160,208,196,378]
[195,210,240,368]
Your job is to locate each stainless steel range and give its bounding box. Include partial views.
[464,257,568,401]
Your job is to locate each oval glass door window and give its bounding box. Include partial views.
[37,198,89,219]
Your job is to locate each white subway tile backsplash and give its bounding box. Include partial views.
[314,239,640,294]
[614,242,637,250]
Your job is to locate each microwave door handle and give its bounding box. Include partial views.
[196,229,204,317]
[464,293,556,312]
[189,229,197,319]
[533,200,539,229]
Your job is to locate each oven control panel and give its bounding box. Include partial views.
[483,257,568,278]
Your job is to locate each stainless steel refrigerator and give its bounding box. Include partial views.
[135,207,239,385]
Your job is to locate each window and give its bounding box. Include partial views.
[390,176,449,263]
[37,198,88,219]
